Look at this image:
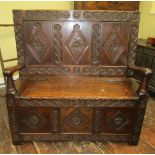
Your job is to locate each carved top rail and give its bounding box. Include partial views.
[13,10,140,77]
[13,10,139,22]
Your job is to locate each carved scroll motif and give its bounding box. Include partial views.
[83,11,131,21]
[128,26,138,64]
[21,67,71,75]
[21,66,127,76]
[91,24,101,65]
[53,24,63,64]
[82,67,126,76]
[24,11,70,20]
[16,99,137,107]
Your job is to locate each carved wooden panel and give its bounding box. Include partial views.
[61,108,92,133]
[13,10,140,77]
[63,22,91,65]
[101,23,130,65]
[16,107,51,133]
[102,108,135,134]
[24,21,53,65]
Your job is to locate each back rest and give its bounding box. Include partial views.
[13,10,139,77]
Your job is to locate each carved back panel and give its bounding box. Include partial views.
[13,10,139,77]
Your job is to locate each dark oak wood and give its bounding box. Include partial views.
[1,93,155,153]
[74,1,139,11]
[3,10,152,146]
[135,39,155,93]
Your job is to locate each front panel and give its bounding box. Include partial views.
[16,106,135,135]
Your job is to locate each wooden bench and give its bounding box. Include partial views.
[4,10,152,145]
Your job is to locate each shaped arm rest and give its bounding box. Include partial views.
[128,64,152,77]
[3,64,24,76]
[128,64,152,95]
[3,64,25,94]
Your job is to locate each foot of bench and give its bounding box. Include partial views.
[12,140,23,145]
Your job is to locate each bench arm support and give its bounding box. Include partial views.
[128,64,152,95]
[3,64,24,94]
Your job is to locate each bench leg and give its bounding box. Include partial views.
[128,135,139,146]
[6,94,22,145]
[8,108,22,145]
[129,107,146,146]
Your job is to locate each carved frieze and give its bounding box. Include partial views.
[82,67,127,76]
[21,66,127,76]
[83,11,132,21]
[21,67,71,75]
[24,11,70,20]
[16,98,137,107]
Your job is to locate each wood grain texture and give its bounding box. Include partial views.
[12,10,140,77]
[17,76,138,99]
[0,94,155,153]
[3,10,151,145]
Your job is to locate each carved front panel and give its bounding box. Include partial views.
[16,107,51,133]
[101,108,135,134]
[61,108,92,133]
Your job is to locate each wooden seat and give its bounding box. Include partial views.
[3,10,152,145]
[18,76,138,99]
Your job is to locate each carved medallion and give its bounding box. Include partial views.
[65,109,89,129]
[73,11,81,19]
[22,110,46,130]
[108,111,129,130]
